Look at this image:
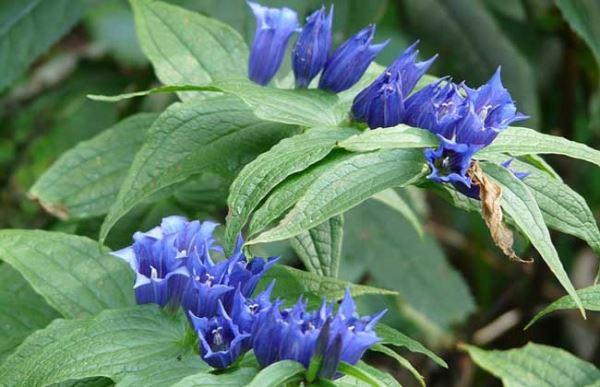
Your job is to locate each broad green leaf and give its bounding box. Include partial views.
[224,127,357,250]
[29,113,158,220]
[249,149,428,244]
[0,230,134,318]
[90,80,343,127]
[526,284,600,329]
[371,344,424,387]
[99,95,299,242]
[337,362,386,387]
[0,266,59,360]
[555,0,600,70]
[463,343,600,387]
[376,323,447,368]
[171,367,258,387]
[483,155,600,257]
[258,265,397,307]
[0,0,93,91]
[246,360,305,387]
[401,0,539,127]
[335,362,401,387]
[338,125,437,152]
[371,188,424,238]
[130,0,248,100]
[343,200,475,330]
[290,215,344,278]
[479,127,600,167]
[481,163,584,316]
[0,306,207,386]
[247,152,355,238]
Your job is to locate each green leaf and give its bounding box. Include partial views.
[249,149,428,244]
[0,306,207,386]
[90,80,343,127]
[130,0,248,100]
[0,230,134,318]
[338,125,437,152]
[337,362,386,387]
[246,360,305,387]
[526,284,600,329]
[171,367,258,387]
[258,265,397,307]
[99,95,298,242]
[376,323,447,368]
[343,200,475,331]
[0,0,93,91]
[479,127,600,167]
[371,188,424,238]
[224,127,357,250]
[555,0,600,71]
[371,344,424,387]
[335,362,401,387]
[481,163,585,316]
[247,152,355,238]
[0,266,59,361]
[29,113,158,220]
[483,155,600,258]
[462,343,600,387]
[290,215,344,278]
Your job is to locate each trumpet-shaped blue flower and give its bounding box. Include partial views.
[248,2,299,85]
[351,42,436,128]
[318,25,388,93]
[292,6,333,88]
[252,289,385,379]
[111,216,217,309]
[230,283,274,333]
[190,302,251,368]
[182,236,278,319]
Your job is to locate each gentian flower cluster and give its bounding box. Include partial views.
[113,216,385,378]
[248,2,387,92]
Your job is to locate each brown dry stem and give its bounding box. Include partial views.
[469,162,533,264]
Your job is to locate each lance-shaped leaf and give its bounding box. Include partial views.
[99,95,298,242]
[257,265,397,308]
[339,125,437,152]
[0,306,207,387]
[481,163,585,316]
[462,343,600,387]
[376,324,447,368]
[526,284,600,329]
[29,113,158,220]
[247,152,355,238]
[0,0,93,91]
[130,0,247,100]
[89,80,343,127]
[0,230,134,318]
[371,189,424,238]
[479,127,600,167]
[290,215,344,278]
[224,127,357,250]
[370,345,424,387]
[249,149,428,244]
[0,266,59,361]
[246,361,305,387]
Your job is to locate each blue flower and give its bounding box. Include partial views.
[230,282,274,333]
[318,25,388,93]
[252,289,384,379]
[292,6,333,88]
[111,216,217,309]
[181,236,278,319]
[248,2,299,85]
[463,67,528,132]
[190,302,251,368]
[351,42,436,128]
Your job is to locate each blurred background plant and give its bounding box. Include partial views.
[1,1,599,386]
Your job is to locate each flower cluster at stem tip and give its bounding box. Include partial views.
[247,1,530,198]
[112,216,385,378]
